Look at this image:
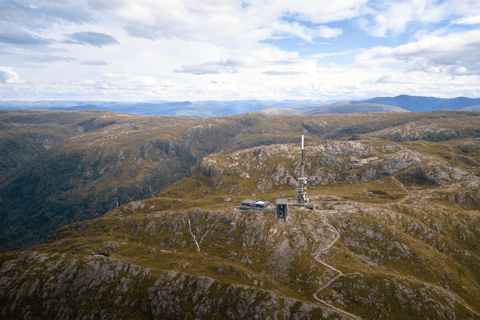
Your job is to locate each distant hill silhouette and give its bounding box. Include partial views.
[355,95,480,112]
[2,96,480,116]
[307,102,408,115]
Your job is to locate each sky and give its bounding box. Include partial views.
[1,0,480,101]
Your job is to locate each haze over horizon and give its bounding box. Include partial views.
[1,0,480,101]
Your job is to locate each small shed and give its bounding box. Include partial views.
[276,199,288,219]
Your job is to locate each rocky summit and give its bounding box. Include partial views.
[1,111,480,319]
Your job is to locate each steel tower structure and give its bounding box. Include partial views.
[297,135,308,204]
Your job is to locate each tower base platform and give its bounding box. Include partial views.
[288,201,315,210]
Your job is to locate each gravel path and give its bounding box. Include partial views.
[312,210,362,320]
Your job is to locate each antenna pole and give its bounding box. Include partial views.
[301,135,304,177]
[294,134,313,208]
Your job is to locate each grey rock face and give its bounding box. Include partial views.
[102,241,119,250]
[198,156,224,177]
[400,166,452,186]
[0,252,329,320]
[366,120,479,142]
[130,201,145,210]
[307,146,427,185]
[194,141,442,190]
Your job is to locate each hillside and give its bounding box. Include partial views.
[0,111,269,250]
[1,110,480,251]
[307,102,408,115]
[0,136,479,319]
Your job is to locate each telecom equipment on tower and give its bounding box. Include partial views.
[297,135,308,204]
[275,135,314,219]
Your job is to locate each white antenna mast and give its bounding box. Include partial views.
[297,135,308,204]
[301,135,304,177]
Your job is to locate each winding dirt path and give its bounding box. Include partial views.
[309,184,480,319]
[391,175,408,192]
[311,211,362,320]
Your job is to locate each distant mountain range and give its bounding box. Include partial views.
[195,100,329,114]
[1,95,479,117]
[0,100,327,117]
[306,102,408,115]
[354,95,480,112]
[0,101,235,117]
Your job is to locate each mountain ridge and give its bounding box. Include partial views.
[355,95,480,112]
[3,95,480,117]
[307,102,408,115]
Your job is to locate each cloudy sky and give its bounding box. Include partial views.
[1,0,480,101]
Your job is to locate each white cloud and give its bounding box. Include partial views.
[3,0,480,101]
[356,30,480,76]
[264,70,302,75]
[130,76,157,87]
[359,0,480,37]
[160,80,176,87]
[454,14,480,25]
[174,53,298,75]
[102,73,126,79]
[0,66,21,84]
[273,0,369,24]
[270,21,342,42]
[358,2,419,37]
[100,73,178,88]
[309,49,361,59]
[116,3,157,26]
[107,0,354,44]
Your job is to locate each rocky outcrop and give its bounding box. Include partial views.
[366,119,480,142]
[399,165,477,186]
[198,156,224,177]
[400,166,451,186]
[193,141,434,190]
[0,252,329,319]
